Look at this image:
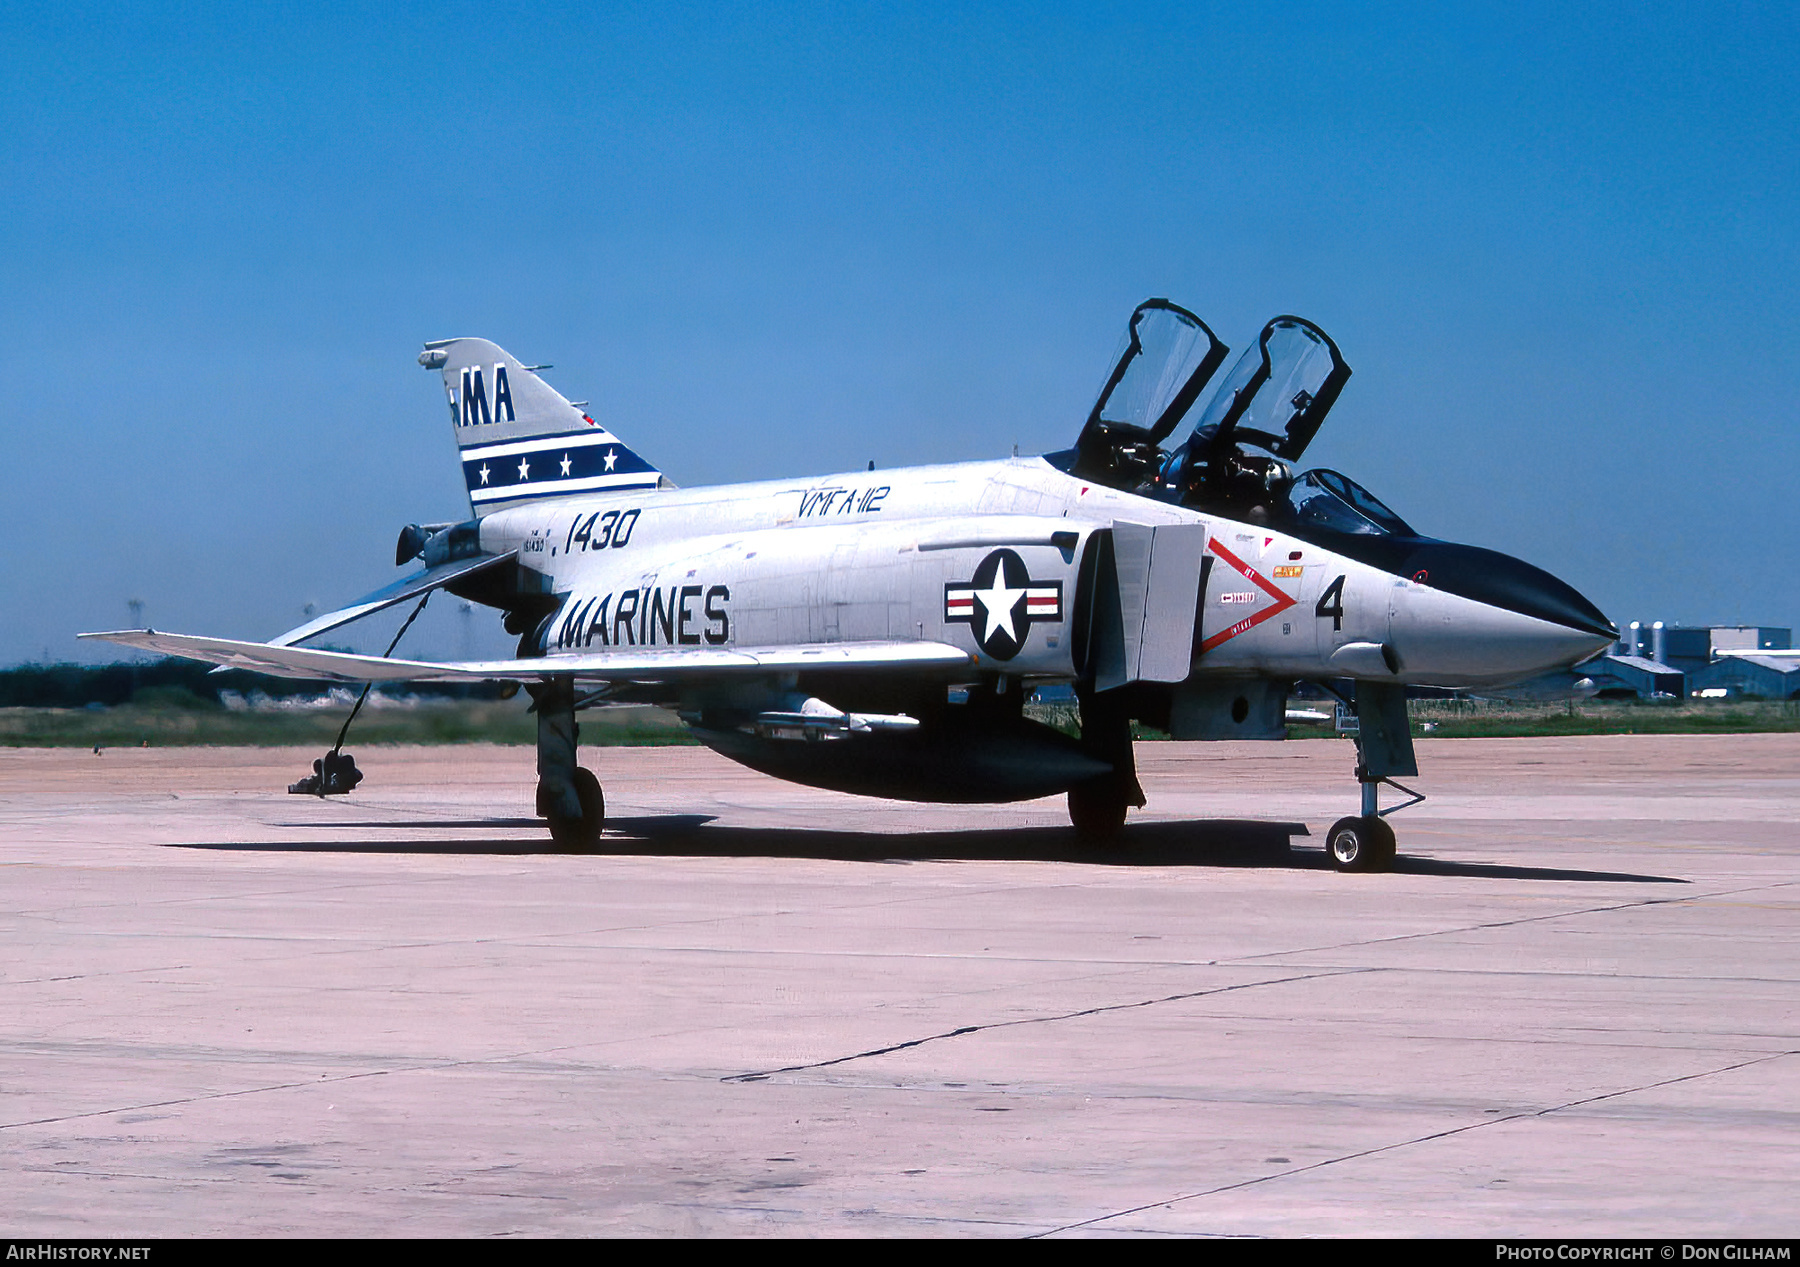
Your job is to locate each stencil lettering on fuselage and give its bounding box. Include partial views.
[1198,538,1297,653]
[552,584,729,650]
[797,485,889,518]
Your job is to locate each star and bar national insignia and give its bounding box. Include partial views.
[944,548,1062,661]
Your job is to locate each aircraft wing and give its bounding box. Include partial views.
[265,551,516,648]
[76,630,975,684]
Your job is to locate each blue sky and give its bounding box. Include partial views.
[4,2,1796,663]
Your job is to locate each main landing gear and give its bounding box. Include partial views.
[530,675,605,851]
[542,766,604,850]
[1068,685,1145,843]
[1068,781,1130,841]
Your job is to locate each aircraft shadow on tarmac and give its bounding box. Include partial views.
[181,815,1686,883]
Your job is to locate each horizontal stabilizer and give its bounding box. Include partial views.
[268,551,515,648]
[77,630,974,685]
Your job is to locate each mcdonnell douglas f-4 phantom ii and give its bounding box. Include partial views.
[85,301,1616,870]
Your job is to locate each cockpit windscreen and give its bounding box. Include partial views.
[1288,469,1416,537]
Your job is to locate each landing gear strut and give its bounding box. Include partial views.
[1324,681,1424,874]
[530,674,605,850]
[1068,685,1145,843]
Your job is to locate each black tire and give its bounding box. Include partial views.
[547,767,605,851]
[1068,783,1128,843]
[1325,814,1396,872]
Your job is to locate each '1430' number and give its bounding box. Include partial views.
[567,508,640,553]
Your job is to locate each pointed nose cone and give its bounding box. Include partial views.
[1488,608,1618,679]
[1406,542,1614,639]
[1389,542,1616,684]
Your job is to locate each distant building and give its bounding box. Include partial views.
[1582,655,1685,700]
[1621,623,1789,665]
[1710,626,1793,652]
[1611,622,1794,699]
[1688,655,1800,700]
[1654,626,1714,675]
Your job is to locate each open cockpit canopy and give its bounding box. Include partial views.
[1086,300,1228,443]
[1069,300,1227,486]
[1165,315,1352,512]
[1055,304,1358,526]
[1185,317,1350,462]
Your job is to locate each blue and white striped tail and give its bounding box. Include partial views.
[420,336,667,516]
[460,428,661,507]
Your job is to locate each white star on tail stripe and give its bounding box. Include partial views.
[603,448,618,471]
[517,457,531,480]
[972,556,1026,644]
[478,464,490,485]
[559,453,573,476]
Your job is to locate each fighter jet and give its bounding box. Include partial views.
[84,300,1616,870]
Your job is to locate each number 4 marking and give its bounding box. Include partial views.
[1316,575,1346,631]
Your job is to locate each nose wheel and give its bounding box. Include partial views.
[1325,813,1396,872]
[1323,771,1422,872]
[1068,685,1146,845]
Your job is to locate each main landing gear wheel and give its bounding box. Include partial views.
[1068,784,1129,843]
[545,767,605,851]
[1325,814,1396,873]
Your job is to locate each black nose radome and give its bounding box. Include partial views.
[1397,543,1615,638]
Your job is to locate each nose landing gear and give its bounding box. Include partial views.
[1326,775,1401,873]
[1324,681,1425,873]
[1068,780,1131,841]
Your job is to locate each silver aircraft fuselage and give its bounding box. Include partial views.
[479,455,1610,692]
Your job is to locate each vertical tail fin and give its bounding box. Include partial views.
[419,338,666,515]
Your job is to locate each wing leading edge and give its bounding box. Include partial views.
[76,630,974,684]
